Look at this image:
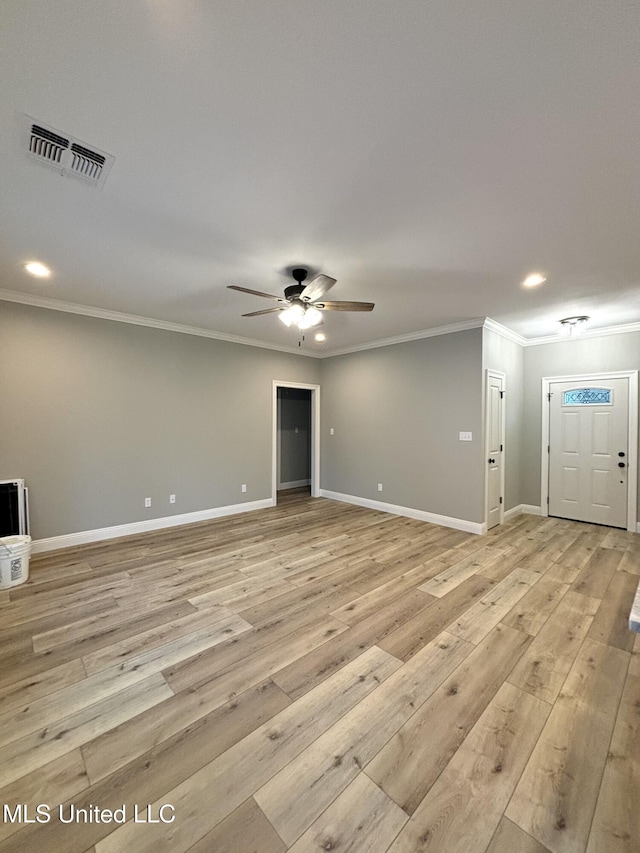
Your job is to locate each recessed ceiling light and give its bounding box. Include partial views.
[24,261,51,278]
[522,272,546,288]
[314,332,326,342]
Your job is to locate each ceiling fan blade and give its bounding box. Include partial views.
[315,300,375,312]
[300,274,336,303]
[241,307,287,317]
[228,285,287,302]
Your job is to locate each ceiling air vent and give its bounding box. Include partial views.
[70,143,106,182]
[22,115,114,189]
[29,125,69,165]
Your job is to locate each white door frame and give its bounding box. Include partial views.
[541,371,638,530]
[485,369,506,528]
[272,381,320,503]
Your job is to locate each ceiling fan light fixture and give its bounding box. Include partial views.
[559,315,589,337]
[298,306,323,329]
[279,303,322,330]
[279,303,305,327]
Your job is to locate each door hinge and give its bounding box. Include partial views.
[500,444,503,452]
[547,392,552,401]
[500,390,504,399]
[499,496,503,504]
[547,445,550,453]
[547,496,549,504]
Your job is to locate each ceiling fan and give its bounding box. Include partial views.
[228,268,374,329]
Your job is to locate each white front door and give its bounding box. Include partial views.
[486,371,504,530]
[548,379,629,527]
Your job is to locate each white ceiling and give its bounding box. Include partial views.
[1,1,639,354]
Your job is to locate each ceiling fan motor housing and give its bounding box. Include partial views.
[284,283,306,301]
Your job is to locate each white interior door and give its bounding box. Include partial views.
[548,379,629,527]
[486,371,504,530]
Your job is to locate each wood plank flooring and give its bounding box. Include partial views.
[0,490,638,853]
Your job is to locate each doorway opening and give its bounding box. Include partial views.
[272,381,320,505]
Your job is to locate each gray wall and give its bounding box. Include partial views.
[278,388,311,486]
[522,332,640,518]
[319,329,485,524]
[6,300,637,542]
[483,328,524,512]
[0,303,320,538]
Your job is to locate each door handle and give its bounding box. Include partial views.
[618,461,626,468]
[618,451,626,457]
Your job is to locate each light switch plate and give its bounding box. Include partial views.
[459,431,473,441]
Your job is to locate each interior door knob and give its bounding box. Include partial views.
[488,458,495,464]
[618,461,626,468]
[618,451,626,457]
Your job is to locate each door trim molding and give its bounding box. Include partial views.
[541,371,638,531]
[485,369,506,528]
[272,381,320,503]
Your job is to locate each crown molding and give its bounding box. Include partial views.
[521,320,640,346]
[0,289,317,357]
[3,289,640,356]
[0,290,486,356]
[319,318,486,358]
[482,318,527,346]
[1,288,486,356]
[484,316,640,347]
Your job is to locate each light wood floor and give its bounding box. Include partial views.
[0,491,638,853]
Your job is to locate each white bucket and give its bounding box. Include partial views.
[0,535,32,589]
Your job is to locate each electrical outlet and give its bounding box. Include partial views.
[378,483,383,492]
[241,484,247,493]
[330,428,335,435]
[144,497,151,508]
[169,494,176,504]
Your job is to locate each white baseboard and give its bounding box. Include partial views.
[521,504,543,516]
[505,504,639,532]
[278,479,311,490]
[503,504,543,521]
[31,498,275,554]
[503,505,521,521]
[319,490,486,535]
